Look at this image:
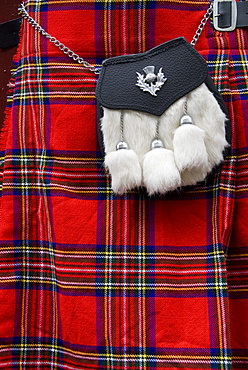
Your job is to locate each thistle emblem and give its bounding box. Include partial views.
[136,66,167,96]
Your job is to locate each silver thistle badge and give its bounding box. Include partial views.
[136,66,167,96]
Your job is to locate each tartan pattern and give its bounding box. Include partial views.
[0,0,247,369]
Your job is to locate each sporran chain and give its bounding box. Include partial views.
[191,2,213,46]
[18,2,101,74]
[19,1,213,74]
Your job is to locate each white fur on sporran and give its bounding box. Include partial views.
[101,83,229,195]
[143,148,181,195]
[104,149,142,195]
[173,123,209,172]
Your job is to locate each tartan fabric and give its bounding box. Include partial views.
[0,0,247,369]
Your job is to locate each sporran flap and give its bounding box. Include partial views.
[96,37,209,116]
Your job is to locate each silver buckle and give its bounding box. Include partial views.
[213,0,237,32]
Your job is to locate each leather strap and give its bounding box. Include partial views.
[215,0,248,31]
[236,1,248,28]
[0,18,22,48]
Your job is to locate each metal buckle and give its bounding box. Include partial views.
[213,0,237,32]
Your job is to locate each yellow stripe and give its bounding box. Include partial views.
[0,245,224,257]
[227,254,248,257]
[3,185,248,195]
[221,91,248,95]
[14,94,95,99]
[186,186,248,194]
[0,279,226,291]
[2,154,102,161]
[0,343,231,360]
[141,199,147,359]
[104,176,111,367]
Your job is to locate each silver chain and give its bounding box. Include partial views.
[19,1,213,73]
[191,2,213,46]
[120,111,125,142]
[18,2,101,74]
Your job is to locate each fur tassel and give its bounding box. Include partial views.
[173,124,208,172]
[105,149,142,194]
[143,148,181,195]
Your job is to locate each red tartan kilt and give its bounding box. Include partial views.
[0,1,247,369]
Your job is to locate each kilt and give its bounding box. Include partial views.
[0,0,247,369]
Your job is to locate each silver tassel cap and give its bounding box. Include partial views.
[116,141,129,150]
[151,138,164,150]
[180,114,193,125]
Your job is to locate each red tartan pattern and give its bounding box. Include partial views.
[0,0,247,369]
